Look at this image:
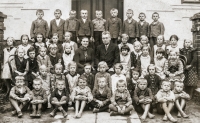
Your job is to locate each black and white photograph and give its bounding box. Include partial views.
[0,0,200,123]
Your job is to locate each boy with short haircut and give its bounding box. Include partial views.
[155,81,177,122]
[123,9,139,44]
[64,10,78,43]
[9,76,32,118]
[173,81,190,118]
[109,80,133,116]
[138,12,149,38]
[30,78,48,118]
[149,12,165,48]
[50,79,69,117]
[49,9,65,42]
[118,33,134,53]
[37,47,52,73]
[106,8,122,44]
[81,64,94,91]
[76,10,94,45]
[133,78,155,120]
[30,9,49,42]
[92,10,106,52]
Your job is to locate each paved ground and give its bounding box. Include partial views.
[0,107,140,123]
[0,100,200,123]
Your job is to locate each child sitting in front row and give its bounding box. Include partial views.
[173,81,190,118]
[109,80,133,116]
[30,78,48,118]
[50,79,69,117]
[133,78,155,121]
[9,76,32,118]
[71,76,93,118]
[155,81,177,122]
[91,77,111,113]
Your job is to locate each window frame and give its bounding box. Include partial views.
[181,0,200,3]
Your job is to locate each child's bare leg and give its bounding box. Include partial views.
[109,104,119,116]
[75,100,80,118]
[124,105,133,114]
[175,100,183,117]
[163,102,177,122]
[77,100,86,118]
[180,99,189,118]
[60,96,67,104]
[36,104,42,117]
[51,97,59,105]
[140,104,148,120]
[10,98,21,112]
[30,104,37,117]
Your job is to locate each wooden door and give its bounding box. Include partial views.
[72,0,124,20]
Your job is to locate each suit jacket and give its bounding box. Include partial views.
[96,43,120,68]
[76,18,93,37]
[138,21,149,37]
[123,19,139,38]
[106,17,122,38]
[49,19,65,41]
[30,19,49,38]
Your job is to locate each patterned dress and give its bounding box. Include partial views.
[180,47,198,86]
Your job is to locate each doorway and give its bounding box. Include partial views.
[72,0,124,20]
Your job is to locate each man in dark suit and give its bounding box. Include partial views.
[49,9,65,42]
[96,31,120,72]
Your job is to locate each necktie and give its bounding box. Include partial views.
[105,45,108,51]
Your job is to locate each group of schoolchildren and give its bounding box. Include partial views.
[2,7,198,123]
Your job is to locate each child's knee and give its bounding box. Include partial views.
[61,96,67,100]
[109,104,115,109]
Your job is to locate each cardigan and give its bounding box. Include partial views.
[133,88,153,105]
[92,87,111,105]
[123,18,139,38]
[149,21,165,37]
[138,21,149,37]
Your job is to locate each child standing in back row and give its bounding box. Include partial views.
[123,9,139,43]
[92,10,106,52]
[138,12,149,38]
[64,10,78,43]
[30,9,49,42]
[49,9,65,42]
[149,12,165,48]
[106,8,122,44]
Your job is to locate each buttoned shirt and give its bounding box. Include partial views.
[92,18,106,31]
[155,89,175,102]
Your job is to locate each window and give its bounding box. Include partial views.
[182,0,200,3]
